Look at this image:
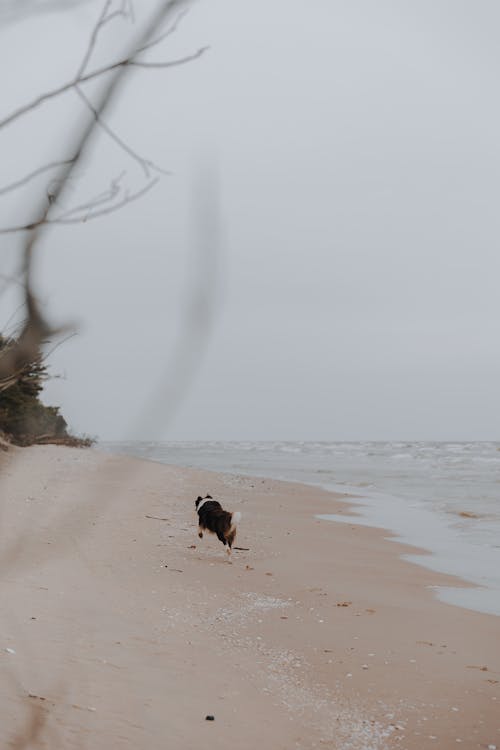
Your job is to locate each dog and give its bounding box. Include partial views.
[195,494,242,558]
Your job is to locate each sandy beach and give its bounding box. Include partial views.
[0,445,498,749]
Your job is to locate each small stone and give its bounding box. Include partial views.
[205,715,215,721]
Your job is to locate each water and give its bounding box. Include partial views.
[100,441,500,616]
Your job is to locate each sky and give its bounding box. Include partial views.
[0,0,499,441]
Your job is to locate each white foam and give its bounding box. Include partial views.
[316,484,500,616]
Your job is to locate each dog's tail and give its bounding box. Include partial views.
[230,511,242,531]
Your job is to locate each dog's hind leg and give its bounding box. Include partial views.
[216,530,227,546]
[215,530,231,560]
[226,529,236,558]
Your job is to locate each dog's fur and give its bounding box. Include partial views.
[195,494,242,558]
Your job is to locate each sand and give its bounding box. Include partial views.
[0,445,498,749]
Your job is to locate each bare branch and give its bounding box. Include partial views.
[50,177,159,224]
[54,171,126,219]
[0,0,193,216]
[126,46,208,69]
[75,0,135,80]
[1,303,27,338]
[0,44,207,132]
[0,177,159,233]
[0,0,189,384]
[137,7,189,53]
[0,159,76,197]
[75,85,170,177]
[76,0,113,79]
[70,1,172,178]
[41,331,78,361]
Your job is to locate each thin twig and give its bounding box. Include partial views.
[137,8,189,53]
[75,0,113,79]
[1,303,27,336]
[125,47,208,68]
[0,177,159,233]
[74,0,166,178]
[0,159,76,197]
[53,178,159,224]
[41,332,78,362]
[75,86,170,177]
[54,171,126,220]
[0,46,208,132]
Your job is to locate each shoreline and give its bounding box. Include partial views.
[0,445,499,749]
[99,442,500,618]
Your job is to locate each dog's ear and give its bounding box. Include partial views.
[196,496,202,506]
[205,493,212,499]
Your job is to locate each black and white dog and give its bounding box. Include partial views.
[195,494,242,558]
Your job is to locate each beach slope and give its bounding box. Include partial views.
[0,446,498,749]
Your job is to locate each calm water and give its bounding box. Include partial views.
[100,441,500,616]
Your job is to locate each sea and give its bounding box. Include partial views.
[100,441,500,617]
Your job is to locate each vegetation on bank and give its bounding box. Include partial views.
[0,334,92,448]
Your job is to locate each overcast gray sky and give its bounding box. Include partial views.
[1,0,499,441]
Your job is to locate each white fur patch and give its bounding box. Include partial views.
[196,497,212,514]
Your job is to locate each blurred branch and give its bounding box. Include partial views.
[0,0,191,384]
[0,271,25,295]
[0,0,198,226]
[137,7,189,52]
